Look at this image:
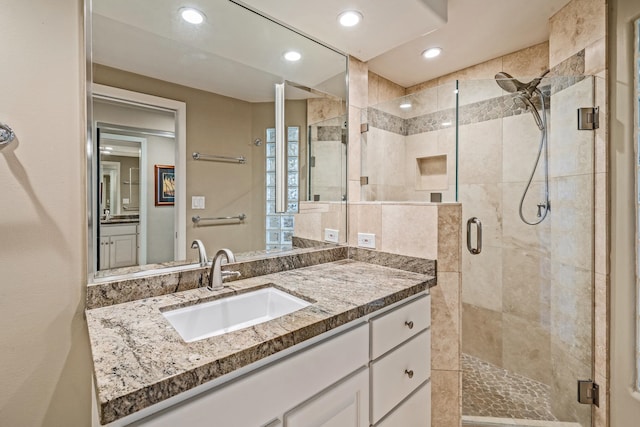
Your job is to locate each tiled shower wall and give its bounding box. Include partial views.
[301,1,607,426]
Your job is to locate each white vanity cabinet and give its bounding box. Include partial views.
[128,323,369,427]
[99,224,138,269]
[370,294,431,426]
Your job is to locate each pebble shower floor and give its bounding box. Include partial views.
[462,353,557,421]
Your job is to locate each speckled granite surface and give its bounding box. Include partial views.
[86,259,435,424]
[87,246,348,309]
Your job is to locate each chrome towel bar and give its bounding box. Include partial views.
[192,213,247,224]
[192,152,246,164]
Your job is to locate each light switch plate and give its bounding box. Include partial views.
[357,233,376,249]
[324,228,339,243]
[192,196,205,209]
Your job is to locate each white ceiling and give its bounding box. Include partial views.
[92,0,571,101]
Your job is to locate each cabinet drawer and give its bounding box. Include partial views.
[101,224,138,236]
[371,294,430,359]
[371,329,430,424]
[376,381,430,427]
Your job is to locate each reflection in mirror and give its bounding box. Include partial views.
[88,0,348,280]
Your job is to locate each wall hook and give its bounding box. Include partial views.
[0,122,16,149]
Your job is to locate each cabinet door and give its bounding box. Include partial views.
[376,381,430,427]
[99,236,110,270]
[284,368,369,427]
[109,234,137,268]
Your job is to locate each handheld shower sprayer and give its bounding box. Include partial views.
[494,69,551,225]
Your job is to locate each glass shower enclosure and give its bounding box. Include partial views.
[362,74,597,426]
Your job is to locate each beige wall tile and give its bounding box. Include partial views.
[502,249,551,327]
[462,303,503,366]
[550,175,594,270]
[348,105,362,181]
[502,313,551,385]
[550,262,593,367]
[549,78,595,177]
[368,71,379,106]
[595,75,607,175]
[593,372,609,427]
[406,78,439,95]
[378,74,406,104]
[348,56,368,108]
[502,182,551,257]
[348,203,382,249]
[431,272,461,371]
[502,42,550,77]
[380,204,438,258]
[550,339,592,425]
[438,204,462,272]
[595,173,608,275]
[549,0,606,67]
[307,98,345,125]
[294,211,323,243]
[594,272,609,380]
[462,245,503,311]
[503,113,546,184]
[458,184,502,248]
[431,370,462,427]
[348,179,361,202]
[585,37,607,75]
[438,57,504,85]
[458,119,503,185]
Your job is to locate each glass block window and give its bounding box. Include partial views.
[266,126,299,250]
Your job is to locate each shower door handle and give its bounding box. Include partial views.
[466,217,482,255]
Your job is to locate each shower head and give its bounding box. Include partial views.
[495,69,550,131]
[495,69,550,97]
[494,71,525,93]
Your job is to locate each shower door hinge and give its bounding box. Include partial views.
[577,107,599,130]
[360,123,369,133]
[577,379,599,407]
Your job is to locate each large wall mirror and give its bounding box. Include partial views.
[87,0,348,279]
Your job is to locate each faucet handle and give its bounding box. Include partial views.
[221,270,241,279]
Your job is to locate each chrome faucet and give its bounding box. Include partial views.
[191,239,208,267]
[208,248,241,291]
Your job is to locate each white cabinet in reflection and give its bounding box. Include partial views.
[100,224,138,269]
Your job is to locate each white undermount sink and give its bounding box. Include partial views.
[162,287,312,342]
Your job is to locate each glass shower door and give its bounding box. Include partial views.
[459,75,595,426]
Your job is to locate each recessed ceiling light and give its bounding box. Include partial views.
[399,103,412,109]
[338,10,363,27]
[180,7,205,25]
[284,51,302,62]
[422,47,442,59]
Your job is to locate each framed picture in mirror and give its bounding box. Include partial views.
[155,165,175,206]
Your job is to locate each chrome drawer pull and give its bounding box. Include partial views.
[404,369,414,379]
[404,321,414,329]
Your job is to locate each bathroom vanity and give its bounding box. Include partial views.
[86,251,435,426]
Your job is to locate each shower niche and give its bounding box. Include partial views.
[415,154,447,191]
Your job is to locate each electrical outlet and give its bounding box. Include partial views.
[192,196,205,209]
[324,228,339,243]
[357,232,376,249]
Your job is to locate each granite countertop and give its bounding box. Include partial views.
[100,219,140,225]
[86,259,435,424]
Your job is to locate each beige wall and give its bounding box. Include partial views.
[0,1,90,426]
[610,0,640,426]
